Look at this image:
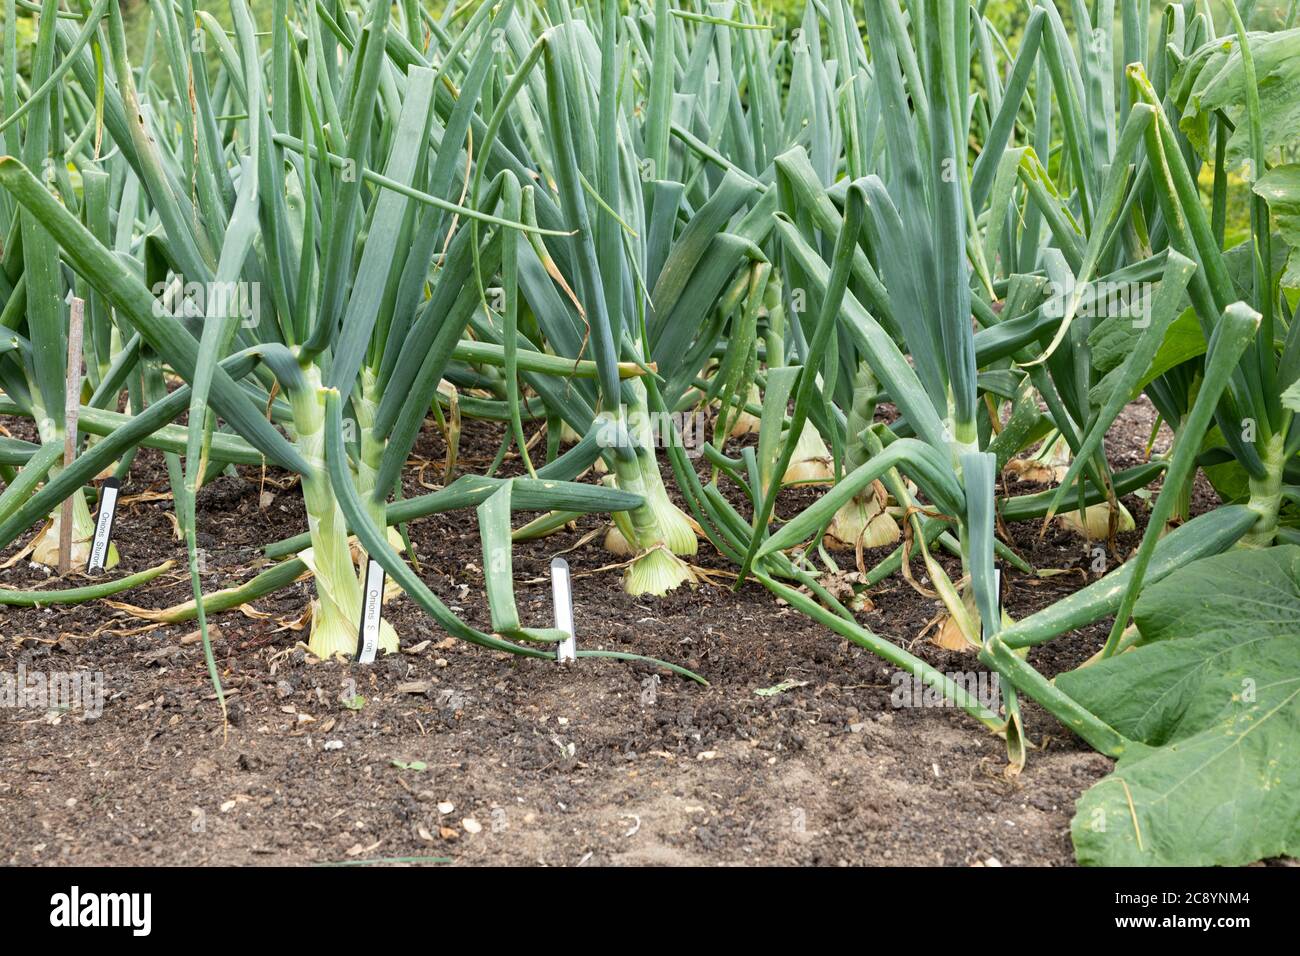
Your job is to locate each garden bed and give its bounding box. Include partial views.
[0,399,1227,867]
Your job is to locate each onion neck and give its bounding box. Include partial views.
[290,366,396,658]
[1240,432,1285,549]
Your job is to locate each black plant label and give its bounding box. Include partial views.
[86,478,121,574]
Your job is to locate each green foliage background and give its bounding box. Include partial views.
[2,1,1296,67]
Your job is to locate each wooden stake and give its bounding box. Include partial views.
[58,297,84,575]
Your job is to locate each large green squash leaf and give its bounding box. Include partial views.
[1059,547,1300,866]
[1180,29,1300,180]
[1223,228,1294,297]
[1197,425,1254,504]
[1088,307,1205,408]
[1254,164,1300,290]
[1132,546,1300,647]
[1283,380,1300,413]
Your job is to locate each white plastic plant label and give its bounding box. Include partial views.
[356,558,386,663]
[551,556,576,662]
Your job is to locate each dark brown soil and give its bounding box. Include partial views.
[0,398,1200,866]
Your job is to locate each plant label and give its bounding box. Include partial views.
[86,477,121,573]
[356,558,386,663]
[551,556,576,662]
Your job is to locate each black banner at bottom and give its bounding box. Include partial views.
[0,864,1289,940]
